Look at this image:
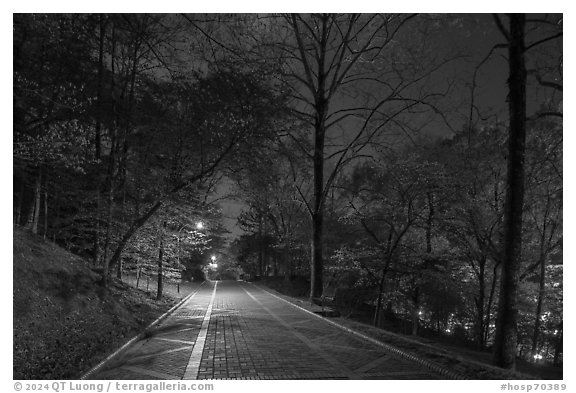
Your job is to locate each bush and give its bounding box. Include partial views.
[263,276,309,298]
[334,288,375,318]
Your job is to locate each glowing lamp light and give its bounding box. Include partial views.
[533,354,543,360]
[418,311,423,316]
[196,222,204,230]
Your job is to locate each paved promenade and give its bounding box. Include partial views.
[87,281,441,380]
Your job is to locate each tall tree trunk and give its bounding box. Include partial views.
[258,213,264,277]
[93,191,100,266]
[485,263,499,345]
[116,244,123,279]
[411,287,420,335]
[553,323,562,366]
[16,178,24,225]
[93,14,105,266]
[112,31,139,282]
[311,210,324,299]
[426,192,434,253]
[102,21,117,287]
[43,172,48,240]
[116,185,127,280]
[157,221,166,300]
[373,268,387,327]
[475,257,487,350]
[95,14,105,161]
[29,168,42,234]
[101,186,113,286]
[309,15,330,301]
[136,267,141,289]
[530,256,546,359]
[52,186,59,243]
[102,172,114,278]
[373,231,393,326]
[311,114,326,300]
[493,13,527,370]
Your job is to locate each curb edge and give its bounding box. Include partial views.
[79,281,207,380]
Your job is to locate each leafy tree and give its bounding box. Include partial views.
[430,126,507,349]
[14,14,98,237]
[339,150,448,328]
[101,67,285,285]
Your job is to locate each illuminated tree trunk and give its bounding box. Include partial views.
[28,169,42,235]
[553,323,563,366]
[157,221,166,300]
[15,179,24,226]
[530,256,546,359]
[411,287,420,336]
[475,257,487,350]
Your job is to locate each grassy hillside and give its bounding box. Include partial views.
[13,227,179,380]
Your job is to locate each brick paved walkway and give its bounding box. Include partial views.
[88,281,441,380]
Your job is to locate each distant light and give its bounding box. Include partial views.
[196,222,204,230]
[418,311,423,316]
[554,330,558,335]
[211,255,216,262]
[446,329,451,333]
[534,354,543,360]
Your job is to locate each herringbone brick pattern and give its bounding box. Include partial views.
[88,281,441,380]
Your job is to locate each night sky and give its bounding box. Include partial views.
[212,13,562,242]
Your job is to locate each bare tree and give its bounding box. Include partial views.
[492,13,562,370]
[249,14,452,299]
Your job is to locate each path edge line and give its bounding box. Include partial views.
[183,281,218,380]
[80,281,207,380]
[250,282,467,380]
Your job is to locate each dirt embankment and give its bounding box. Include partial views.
[13,227,179,380]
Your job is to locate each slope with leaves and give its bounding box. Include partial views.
[13,227,179,379]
